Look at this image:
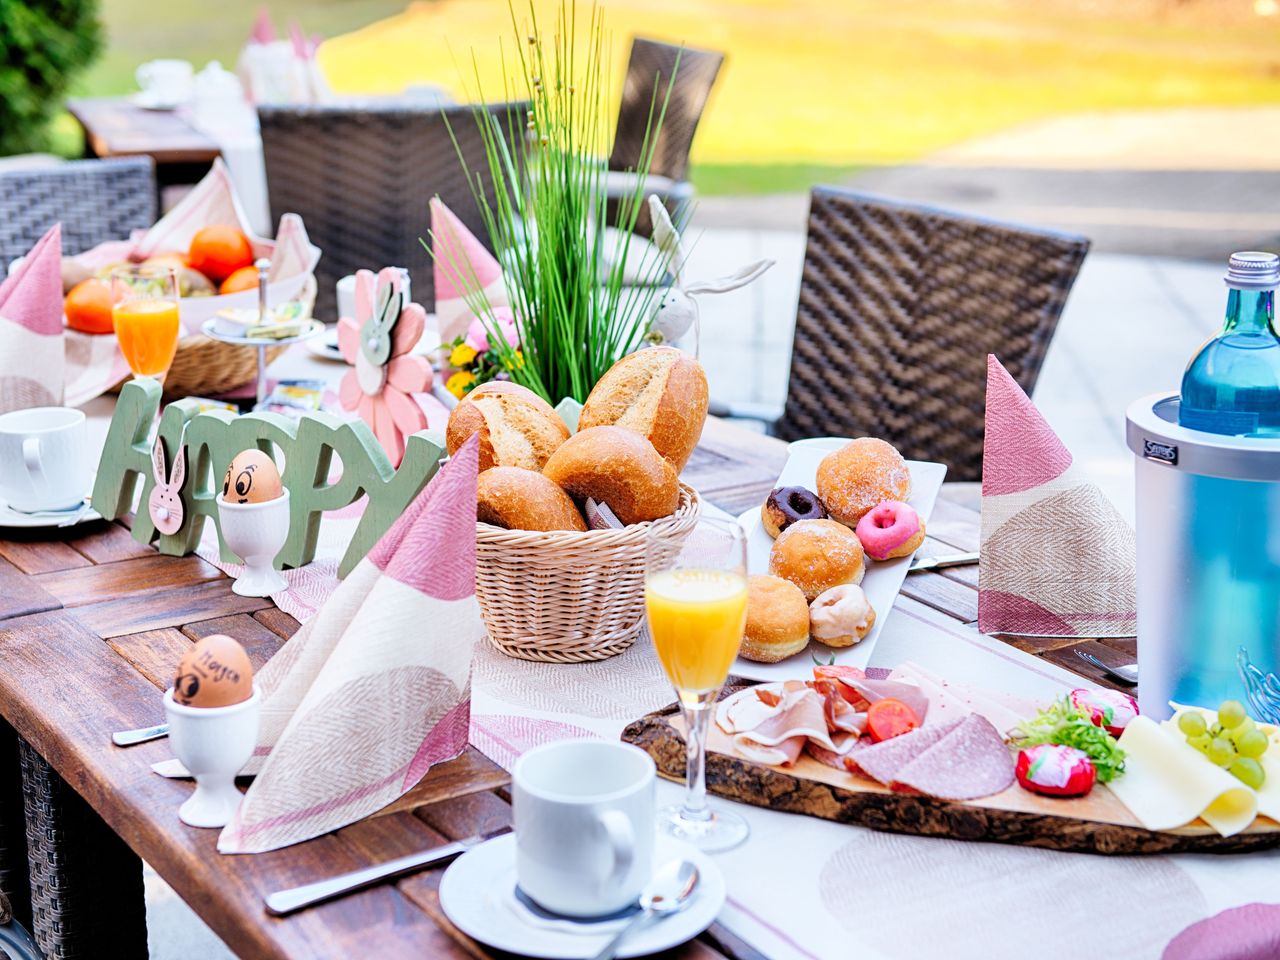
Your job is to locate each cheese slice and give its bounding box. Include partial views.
[1110,716,1257,836]
[1163,703,1280,824]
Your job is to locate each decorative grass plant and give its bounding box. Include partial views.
[429,0,676,405]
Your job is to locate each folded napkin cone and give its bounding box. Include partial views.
[179,435,483,853]
[978,354,1137,638]
[0,225,65,412]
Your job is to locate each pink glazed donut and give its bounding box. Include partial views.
[855,500,925,561]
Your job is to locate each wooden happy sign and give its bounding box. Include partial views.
[91,379,445,578]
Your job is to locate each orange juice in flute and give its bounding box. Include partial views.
[645,514,750,851]
[111,266,180,380]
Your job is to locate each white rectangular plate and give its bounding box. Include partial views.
[732,438,947,681]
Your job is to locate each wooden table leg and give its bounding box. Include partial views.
[19,741,149,959]
[0,719,32,931]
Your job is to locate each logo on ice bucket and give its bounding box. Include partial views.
[1142,439,1178,465]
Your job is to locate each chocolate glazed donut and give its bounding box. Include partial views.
[761,485,828,539]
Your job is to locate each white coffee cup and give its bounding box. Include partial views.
[0,407,88,512]
[136,59,194,107]
[336,270,411,324]
[513,740,655,918]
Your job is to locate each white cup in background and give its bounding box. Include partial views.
[0,407,88,512]
[136,59,194,107]
[336,270,412,323]
[513,740,655,918]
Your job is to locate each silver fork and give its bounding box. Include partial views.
[1074,649,1138,685]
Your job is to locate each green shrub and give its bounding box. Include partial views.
[0,0,102,156]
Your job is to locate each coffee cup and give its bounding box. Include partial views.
[136,59,194,107]
[513,740,655,918]
[0,407,88,513]
[336,269,411,323]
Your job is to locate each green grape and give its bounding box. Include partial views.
[1229,757,1266,790]
[1218,699,1248,730]
[1235,728,1269,759]
[1233,717,1257,735]
[1187,733,1212,754]
[1207,737,1236,767]
[1178,712,1208,737]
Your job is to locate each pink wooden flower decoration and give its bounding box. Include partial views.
[337,268,433,467]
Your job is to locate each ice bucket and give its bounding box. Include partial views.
[1126,393,1280,720]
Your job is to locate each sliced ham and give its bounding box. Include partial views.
[889,713,1016,801]
[845,720,961,783]
[888,662,1038,736]
[841,677,930,724]
[808,679,869,736]
[716,683,849,767]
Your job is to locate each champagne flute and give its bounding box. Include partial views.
[645,513,750,851]
[111,265,181,383]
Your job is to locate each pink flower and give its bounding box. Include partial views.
[464,307,519,353]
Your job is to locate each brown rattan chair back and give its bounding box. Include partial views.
[258,102,525,320]
[774,187,1089,481]
[0,157,155,263]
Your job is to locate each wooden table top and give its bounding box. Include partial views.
[66,97,221,165]
[0,418,1135,959]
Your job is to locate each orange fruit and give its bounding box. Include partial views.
[187,225,253,283]
[219,265,260,295]
[64,279,115,335]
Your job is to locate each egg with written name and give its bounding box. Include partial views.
[222,449,282,504]
[173,634,253,707]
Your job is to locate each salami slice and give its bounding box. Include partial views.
[844,719,961,784]
[889,713,1015,801]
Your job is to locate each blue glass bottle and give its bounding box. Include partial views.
[1179,251,1280,437]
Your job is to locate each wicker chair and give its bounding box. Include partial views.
[607,37,724,236]
[769,187,1090,481]
[258,102,525,321]
[0,157,156,263]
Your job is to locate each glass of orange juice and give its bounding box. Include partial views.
[111,265,181,381]
[645,514,750,851]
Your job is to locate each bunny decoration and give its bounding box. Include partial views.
[148,429,187,536]
[337,268,434,468]
[646,195,774,350]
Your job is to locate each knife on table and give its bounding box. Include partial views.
[265,826,512,916]
[112,723,170,746]
[908,551,979,573]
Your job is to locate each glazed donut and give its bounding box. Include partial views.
[855,500,926,561]
[809,584,876,648]
[816,438,911,527]
[768,518,865,601]
[740,575,811,663]
[760,486,828,539]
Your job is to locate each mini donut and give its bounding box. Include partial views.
[768,518,865,601]
[855,500,925,561]
[740,575,811,663]
[809,584,877,648]
[761,486,828,539]
[816,438,911,527]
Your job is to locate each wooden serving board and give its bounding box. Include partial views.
[622,701,1280,856]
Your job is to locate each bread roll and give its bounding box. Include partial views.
[542,426,679,525]
[741,575,810,663]
[768,518,865,601]
[446,381,570,472]
[477,466,587,532]
[816,437,911,527]
[578,347,708,471]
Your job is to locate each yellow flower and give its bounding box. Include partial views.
[446,371,475,399]
[502,350,525,372]
[449,343,478,367]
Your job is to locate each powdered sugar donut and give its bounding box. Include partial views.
[855,500,925,561]
[816,438,911,527]
[769,518,865,601]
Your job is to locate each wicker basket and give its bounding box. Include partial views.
[476,484,701,662]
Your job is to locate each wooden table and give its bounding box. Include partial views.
[66,97,221,205]
[0,419,1135,959]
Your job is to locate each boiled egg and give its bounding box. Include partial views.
[173,634,253,708]
[222,448,282,504]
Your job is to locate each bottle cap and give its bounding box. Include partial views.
[1224,251,1280,290]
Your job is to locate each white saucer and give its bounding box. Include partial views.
[439,833,726,959]
[304,329,345,362]
[0,498,99,529]
[200,317,325,348]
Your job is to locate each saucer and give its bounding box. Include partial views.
[0,498,99,529]
[439,833,725,959]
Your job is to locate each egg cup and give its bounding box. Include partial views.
[216,489,290,597]
[164,686,260,828]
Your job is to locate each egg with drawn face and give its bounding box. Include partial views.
[222,449,282,504]
[173,634,253,707]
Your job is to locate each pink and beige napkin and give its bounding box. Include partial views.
[430,197,509,344]
[166,436,481,853]
[978,354,1136,637]
[0,225,66,413]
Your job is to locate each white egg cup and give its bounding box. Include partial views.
[216,489,290,597]
[164,686,260,828]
